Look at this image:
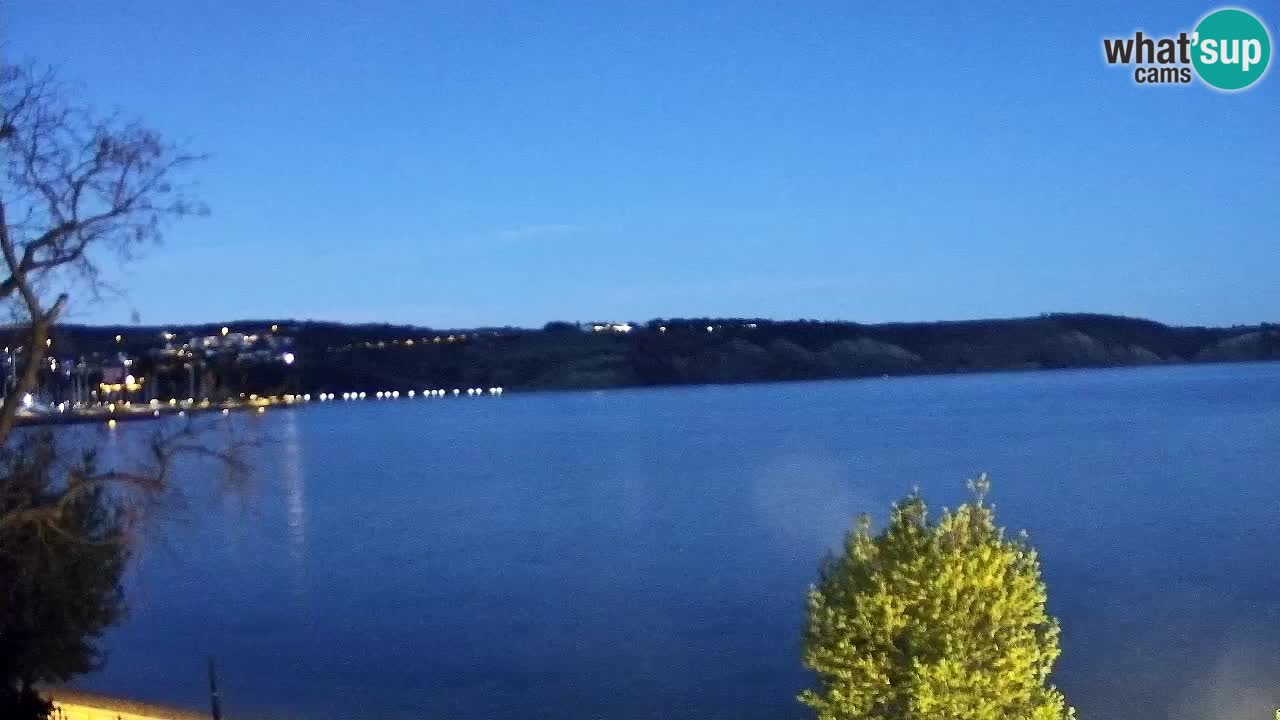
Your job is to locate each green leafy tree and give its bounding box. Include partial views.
[800,475,1074,720]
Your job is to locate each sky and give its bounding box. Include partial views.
[2,1,1277,329]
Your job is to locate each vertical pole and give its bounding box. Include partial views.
[208,655,223,720]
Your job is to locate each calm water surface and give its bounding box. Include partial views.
[79,363,1280,719]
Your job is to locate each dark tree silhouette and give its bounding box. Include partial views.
[0,432,126,718]
[0,63,243,720]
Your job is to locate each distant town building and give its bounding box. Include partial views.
[590,322,634,334]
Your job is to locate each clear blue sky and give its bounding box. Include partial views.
[3,1,1277,328]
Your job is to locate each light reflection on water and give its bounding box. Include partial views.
[281,411,307,580]
[69,362,1280,720]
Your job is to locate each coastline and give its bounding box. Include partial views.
[20,357,1280,429]
[15,387,506,428]
[45,687,206,720]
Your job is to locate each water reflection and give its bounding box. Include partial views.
[281,410,307,572]
[75,363,1280,720]
[750,453,865,552]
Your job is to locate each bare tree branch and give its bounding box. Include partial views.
[0,60,230,707]
[0,62,205,448]
[0,417,256,553]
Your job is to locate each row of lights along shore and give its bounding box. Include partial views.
[97,386,505,428]
[333,387,505,400]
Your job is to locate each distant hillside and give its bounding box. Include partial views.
[13,313,1280,395]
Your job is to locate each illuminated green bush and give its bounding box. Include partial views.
[800,475,1074,720]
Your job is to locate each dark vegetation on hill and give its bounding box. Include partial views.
[15,313,1280,395]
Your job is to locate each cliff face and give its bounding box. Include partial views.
[616,321,1251,387]
[36,314,1280,395]
[611,317,1277,387]
[1195,331,1280,362]
[1041,331,1167,367]
[1043,330,1113,366]
[820,338,923,375]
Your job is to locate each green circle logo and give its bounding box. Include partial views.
[1192,8,1271,90]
